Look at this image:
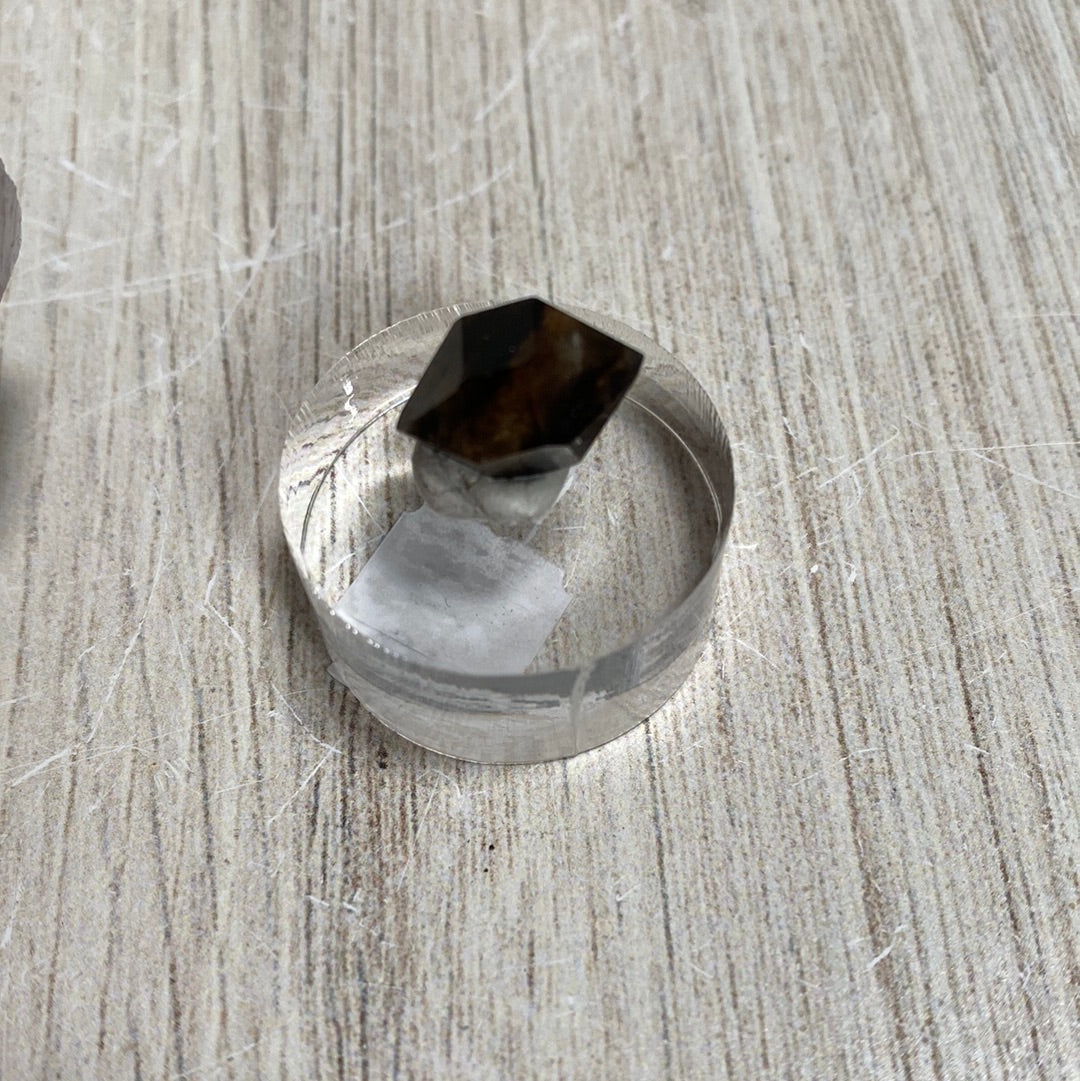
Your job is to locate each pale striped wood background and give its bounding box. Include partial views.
[2,0,1079,1077]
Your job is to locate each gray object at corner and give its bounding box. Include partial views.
[0,158,20,301]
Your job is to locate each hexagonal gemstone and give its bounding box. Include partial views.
[397,298,643,477]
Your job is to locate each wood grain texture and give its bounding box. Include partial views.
[1,0,1079,1076]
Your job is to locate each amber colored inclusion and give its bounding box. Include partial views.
[397,298,643,477]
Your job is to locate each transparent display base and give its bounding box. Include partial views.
[279,303,734,763]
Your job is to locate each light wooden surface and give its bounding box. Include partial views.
[2,1,1079,1077]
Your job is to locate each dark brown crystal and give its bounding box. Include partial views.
[397,298,643,477]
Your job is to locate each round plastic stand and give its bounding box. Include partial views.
[279,302,735,763]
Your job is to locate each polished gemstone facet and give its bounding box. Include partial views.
[397,298,643,477]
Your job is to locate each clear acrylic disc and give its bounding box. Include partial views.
[279,302,734,763]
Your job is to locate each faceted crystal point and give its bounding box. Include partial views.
[410,441,571,527]
[397,298,644,477]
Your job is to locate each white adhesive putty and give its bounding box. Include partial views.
[334,504,571,675]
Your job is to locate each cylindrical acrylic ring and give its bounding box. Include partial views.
[279,302,735,763]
